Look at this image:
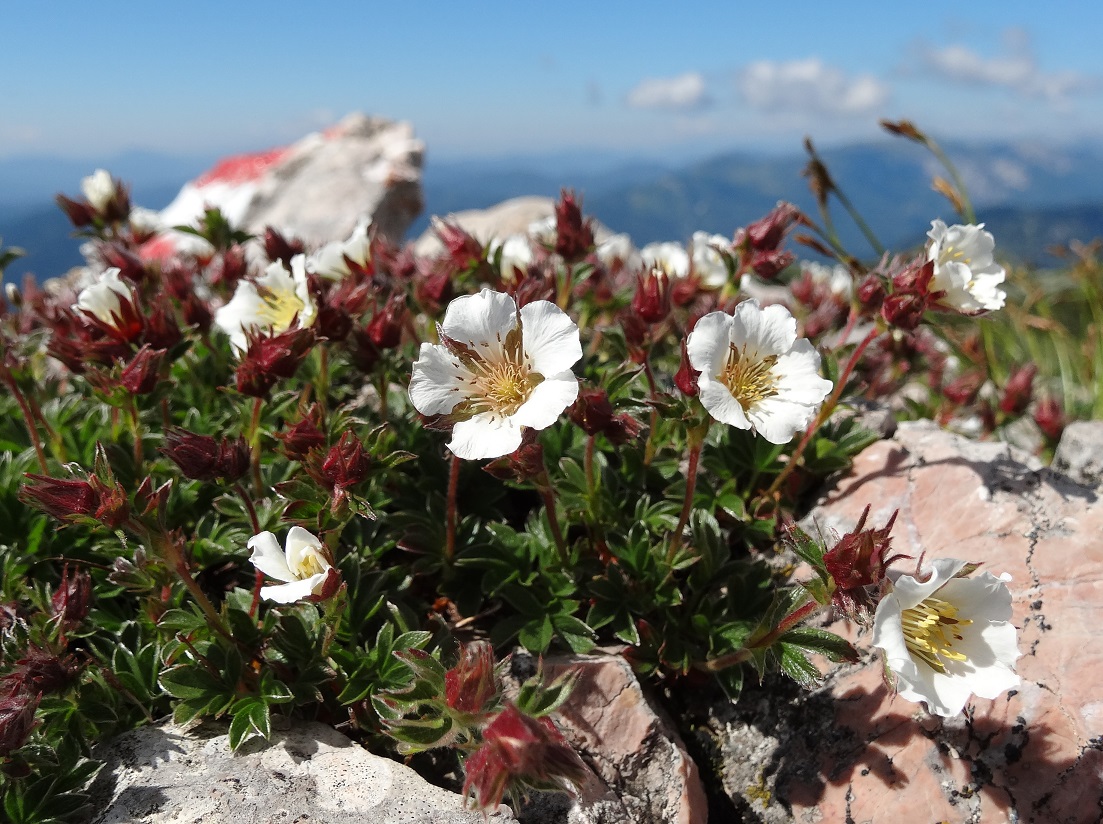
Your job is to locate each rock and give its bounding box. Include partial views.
[1052,420,1103,487]
[512,653,707,824]
[87,718,515,824]
[704,420,1103,823]
[145,113,423,258]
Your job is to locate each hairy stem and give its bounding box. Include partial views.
[445,454,460,563]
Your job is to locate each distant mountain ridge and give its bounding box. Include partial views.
[3,140,1102,283]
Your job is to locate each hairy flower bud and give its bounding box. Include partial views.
[568,388,641,445]
[119,345,166,395]
[0,692,39,758]
[999,364,1037,416]
[631,269,671,324]
[823,505,905,618]
[263,226,305,266]
[7,647,82,696]
[366,293,407,349]
[553,189,595,263]
[234,327,316,397]
[673,339,699,397]
[743,202,803,252]
[50,564,92,627]
[444,641,498,716]
[161,428,250,483]
[276,407,327,461]
[1034,396,1065,441]
[749,249,795,280]
[20,476,97,523]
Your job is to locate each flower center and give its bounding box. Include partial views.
[720,344,778,411]
[472,359,536,416]
[293,548,328,579]
[901,597,973,673]
[938,244,972,267]
[257,286,305,331]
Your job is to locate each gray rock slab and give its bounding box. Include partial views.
[1052,419,1103,486]
[87,719,515,824]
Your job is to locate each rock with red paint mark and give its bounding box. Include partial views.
[146,113,422,259]
[700,420,1103,823]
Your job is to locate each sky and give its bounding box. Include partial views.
[4,1,1103,164]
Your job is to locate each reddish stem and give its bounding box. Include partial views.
[445,454,460,562]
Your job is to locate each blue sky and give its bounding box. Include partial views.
[4,1,1103,162]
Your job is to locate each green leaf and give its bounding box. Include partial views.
[776,643,822,689]
[780,626,859,663]
[159,665,222,701]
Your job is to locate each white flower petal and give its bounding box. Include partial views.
[512,373,579,431]
[686,312,734,377]
[746,397,816,444]
[520,301,582,376]
[448,414,525,460]
[261,574,327,604]
[729,300,797,359]
[698,381,752,430]
[887,558,969,610]
[441,289,518,350]
[409,342,473,416]
[771,342,833,405]
[248,532,296,583]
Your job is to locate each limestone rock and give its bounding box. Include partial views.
[145,113,423,258]
[1052,420,1103,487]
[513,653,707,824]
[87,719,515,824]
[705,420,1103,823]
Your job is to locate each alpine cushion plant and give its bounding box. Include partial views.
[408,288,582,460]
[0,125,1044,819]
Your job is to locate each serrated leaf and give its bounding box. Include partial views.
[780,626,859,663]
[776,642,822,689]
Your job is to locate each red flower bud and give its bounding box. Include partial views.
[50,564,92,627]
[743,202,803,252]
[942,370,985,406]
[310,432,370,512]
[234,327,316,397]
[483,437,547,485]
[823,506,905,618]
[20,476,98,523]
[462,703,588,812]
[631,269,671,324]
[568,388,642,445]
[999,364,1037,416]
[263,226,305,266]
[434,220,483,271]
[161,428,250,483]
[444,641,497,716]
[1034,396,1065,441]
[674,338,699,397]
[207,245,249,289]
[276,407,327,461]
[119,345,165,395]
[856,273,886,313]
[0,692,39,758]
[7,647,82,696]
[749,249,795,280]
[366,293,407,349]
[55,194,95,228]
[554,189,595,263]
[143,303,183,351]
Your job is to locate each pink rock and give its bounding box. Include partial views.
[786,420,1103,823]
[143,113,423,260]
[542,654,708,824]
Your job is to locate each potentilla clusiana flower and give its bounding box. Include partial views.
[690,231,731,288]
[248,526,340,603]
[926,220,1007,313]
[214,253,317,354]
[81,169,117,212]
[871,558,1021,717]
[73,267,133,327]
[640,241,690,279]
[409,289,581,460]
[309,221,372,280]
[685,299,832,443]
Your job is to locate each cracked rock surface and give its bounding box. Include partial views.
[701,420,1103,823]
[86,719,515,824]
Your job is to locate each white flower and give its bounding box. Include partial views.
[409,289,582,460]
[73,267,132,326]
[214,253,317,354]
[81,169,117,212]
[489,234,534,281]
[803,261,853,299]
[690,231,731,289]
[926,220,1007,313]
[309,221,372,280]
[248,527,337,603]
[872,558,1021,717]
[641,241,690,279]
[595,233,640,272]
[527,215,558,247]
[686,299,832,443]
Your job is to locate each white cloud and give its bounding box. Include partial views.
[736,59,889,116]
[920,29,1098,102]
[626,72,710,111]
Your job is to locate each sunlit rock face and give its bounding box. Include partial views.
[145,113,424,260]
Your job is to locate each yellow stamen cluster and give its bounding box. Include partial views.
[902,597,972,673]
[257,286,305,330]
[293,548,329,578]
[720,344,779,411]
[471,358,535,416]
